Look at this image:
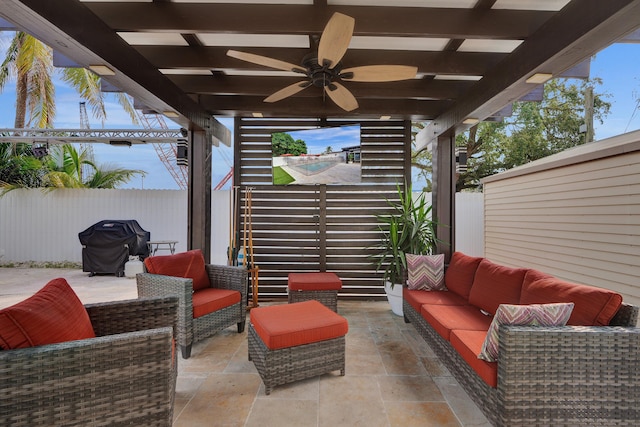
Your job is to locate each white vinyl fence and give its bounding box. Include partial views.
[0,189,483,264]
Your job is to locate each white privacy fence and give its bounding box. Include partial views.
[0,189,483,264]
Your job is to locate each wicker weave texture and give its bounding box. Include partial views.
[288,290,338,312]
[403,300,500,425]
[0,296,178,427]
[137,264,247,357]
[404,299,640,427]
[248,325,345,395]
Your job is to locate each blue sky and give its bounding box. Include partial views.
[283,125,361,155]
[0,33,638,190]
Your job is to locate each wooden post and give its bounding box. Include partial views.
[432,133,456,263]
[188,129,212,262]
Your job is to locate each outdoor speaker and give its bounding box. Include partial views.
[177,140,188,166]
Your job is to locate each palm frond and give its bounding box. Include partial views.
[43,170,82,188]
[0,32,22,91]
[61,68,106,123]
[116,92,139,125]
[16,34,55,128]
[86,164,146,188]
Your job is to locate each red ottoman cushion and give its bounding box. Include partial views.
[288,272,342,291]
[250,300,348,350]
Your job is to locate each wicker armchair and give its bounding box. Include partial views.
[0,296,178,427]
[137,263,247,359]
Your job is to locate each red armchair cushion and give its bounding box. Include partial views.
[444,252,483,300]
[468,259,527,315]
[520,277,623,326]
[192,288,241,318]
[144,249,210,291]
[0,278,95,350]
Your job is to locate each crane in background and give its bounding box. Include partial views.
[136,112,188,190]
[81,102,227,191]
[214,167,233,190]
[78,102,94,181]
[214,141,234,190]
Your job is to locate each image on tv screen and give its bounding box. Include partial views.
[271,124,361,185]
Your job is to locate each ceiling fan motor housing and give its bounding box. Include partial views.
[303,54,342,87]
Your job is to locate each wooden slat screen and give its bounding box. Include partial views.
[234,118,411,299]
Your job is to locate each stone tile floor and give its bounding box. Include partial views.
[0,267,490,427]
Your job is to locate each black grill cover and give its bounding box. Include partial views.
[78,220,150,276]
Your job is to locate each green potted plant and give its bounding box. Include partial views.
[372,183,438,315]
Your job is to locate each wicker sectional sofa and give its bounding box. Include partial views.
[403,252,640,427]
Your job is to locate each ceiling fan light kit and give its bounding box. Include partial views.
[226,12,418,112]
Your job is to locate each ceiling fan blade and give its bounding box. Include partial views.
[325,82,359,112]
[264,81,311,103]
[317,12,355,68]
[227,50,305,73]
[341,65,418,82]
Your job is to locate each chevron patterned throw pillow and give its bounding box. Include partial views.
[406,253,445,291]
[478,302,574,362]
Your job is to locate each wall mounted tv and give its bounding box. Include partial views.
[271,124,361,185]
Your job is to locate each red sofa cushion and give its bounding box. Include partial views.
[420,304,492,341]
[444,252,483,300]
[144,249,210,291]
[250,300,348,350]
[468,259,527,315]
[450,329,497,388]
[522,268,553,288]
[520,277,622,326]
[192,288,241,318]
[0,278,95,350]
[404,289,468,313]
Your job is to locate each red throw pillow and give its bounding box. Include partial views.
[0,278,96,350]
[144,249,210,291]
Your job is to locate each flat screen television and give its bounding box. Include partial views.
[271,124,361,185]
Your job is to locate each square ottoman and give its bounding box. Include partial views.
[248,300,348,395]
[288,272,342,312]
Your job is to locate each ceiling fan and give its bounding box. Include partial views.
[227,12,418,112]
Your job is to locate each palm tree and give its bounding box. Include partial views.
[0,31,137,129]
[0,141,46,190]
[0,32,143,195]
[0,32,55,129]
[43,144,145,189]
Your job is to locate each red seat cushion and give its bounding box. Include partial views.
[420,304,492,341]
[468,259,527,315]
[192,288,241,319]
[450,330,497,388]
[0,278,96,350]
[288,272,342,291]
[404,289,468,313]
[520,277,622,326]
[444,252,483,300]
[144,249,210,291]
[250,300,348,350]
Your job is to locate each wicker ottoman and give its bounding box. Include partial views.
[248,300,348,395]
[287,272,342,312]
